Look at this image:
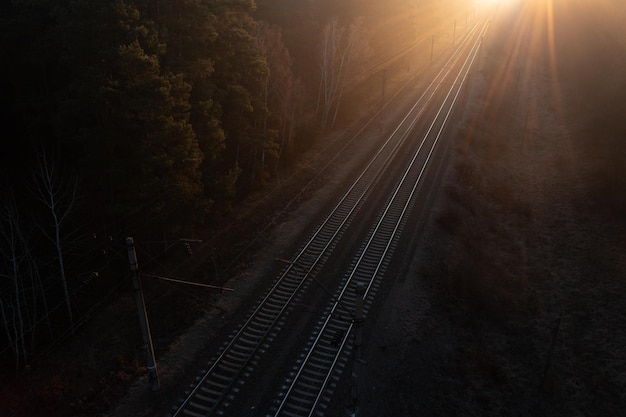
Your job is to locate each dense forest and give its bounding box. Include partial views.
[0,0,467,383]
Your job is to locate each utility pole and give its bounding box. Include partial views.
[126,237,160,391]
[381,69,386,109]
[380,69,386,133]
[453,20,457,45]
[351,282,365,414]
[430,35,435,62]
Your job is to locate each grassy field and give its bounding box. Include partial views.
[424,1,626,415]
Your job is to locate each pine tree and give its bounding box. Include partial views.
[52,0,205,233]
[207,0,273,194]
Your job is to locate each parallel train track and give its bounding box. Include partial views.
[171,13,491,417]
[271,18,490,417]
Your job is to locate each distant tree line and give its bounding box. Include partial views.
[0,0,455,373]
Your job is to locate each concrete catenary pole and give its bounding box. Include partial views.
[126,237,160,391]
[351,282,365,411]
[430,35,435,62]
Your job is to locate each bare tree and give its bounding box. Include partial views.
[317,17,369,129]
[317,18,341,127]
[256,22,309,162]
[1,187,55,373]
[0,193,34,373]
[32,148,78,328]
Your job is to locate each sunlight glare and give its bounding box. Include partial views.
[475,0,512,9]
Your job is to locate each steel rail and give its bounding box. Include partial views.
[171,15,489,417]
[272,16,491,417]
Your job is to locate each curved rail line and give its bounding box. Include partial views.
[171,14,490,417]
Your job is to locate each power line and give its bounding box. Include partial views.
[155,279,228,313]
[141,273,233,292]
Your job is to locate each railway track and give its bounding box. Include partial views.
[171,13,491,417]
[270,17,490,417]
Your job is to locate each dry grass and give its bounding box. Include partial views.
[421,2,626,415]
